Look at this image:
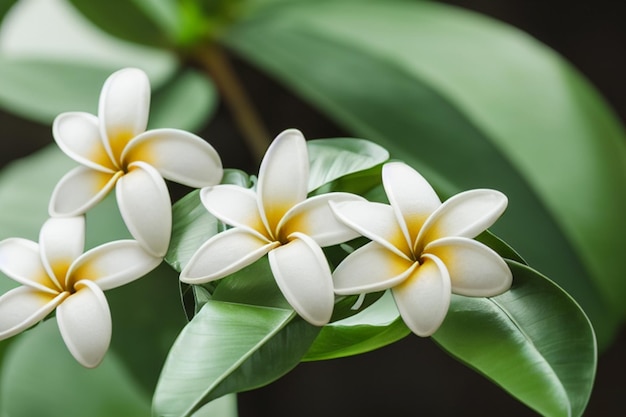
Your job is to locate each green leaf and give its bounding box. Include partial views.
[433,261,597,417]
[304,291,410,361]
[0,320,150,417]
[152,301,318,417]
[223,0,626,347]
[0,0,17,24]
[306,137,389,192]
[66,0,169,47]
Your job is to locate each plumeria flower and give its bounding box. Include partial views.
[49,67,223,257]
[331,162,512,336]
[180,129,365,326]
[0,216,161,368]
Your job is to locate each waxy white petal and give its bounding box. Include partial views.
[279,193,365,247]
[49,166,121,217]
[39,216,85,289]
[68,240,161,291]
[122,129,223,187]
[99,68,150,164]
[416,189,508,250]
[116,162,171,257]
[200,185,268,239]
[257,129,309,234]
[392,254,451,337]
[425,237,512,297]
[330,200,412,260]
[0,238,59,293]
[0,286,67,340]
[53,112,116,172]
[268,233,334,326]
[333,241,416,295]
[180,228,278,284]
[56,280,111,368]
[383,162,441,246]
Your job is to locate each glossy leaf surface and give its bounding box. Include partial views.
[434,261,597,417]
[224,0,626,347]
[152,301,318,417]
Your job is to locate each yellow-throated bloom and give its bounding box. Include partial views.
[331,162,512,336]
[180,129,364,326]
[49,68,223,257]
[0,216,161,367]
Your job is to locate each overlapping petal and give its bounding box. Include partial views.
[200,185,267,238]
[56,280,111,368]
[116,162,172,257]
[392,254,451,337]
[53,112,117,172]
[122,129,223,187]
[330,200,412,259]
[268,233,334,326]
[180,228,279,284]
[278,193,365,247]
[382,162,441,246]
[98,67,150,164]
[333,241,417,294]
[68,240,162,291]
[257,129,309,233]
[49,166,121,217]
[425,237,512,297]
[0,286,67,339]
[0,238,58,293]
[39,216,85,289]
[416,189,508,250]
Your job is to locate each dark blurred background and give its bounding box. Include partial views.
[1,0,624,416]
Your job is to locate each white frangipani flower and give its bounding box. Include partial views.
[49,67,223,257]
[331,162,512,336]
[0,216,161,368]
[180,129,365,326]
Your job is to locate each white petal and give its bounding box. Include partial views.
[200,185,268,239]
[330,200,412,259]
[333,241,416,295]
[0,286,67,340]
[268,233,334,326]
[49,166,121,217]
[392,254,451,337]
[67,240,161,291]
[382,162,441,246]
[416,189,508,250]
[278,193,365,247]
[122,129,223,187]
[0,238,59,293]
[99,68,150,163]
[116,162,171,257]
[257,129,309,234]
[180,228,277,284]
[425,237,512,297]
[56,280,111,368]
[53,112,117,172]
[39,216,85,289]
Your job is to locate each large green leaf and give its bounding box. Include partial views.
[0,320,150,417]
[66,0,169,47]
[223,0,626,347]
[434,261,597,417]
[152,301,319,417]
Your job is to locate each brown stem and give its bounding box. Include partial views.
[195,43,270,162]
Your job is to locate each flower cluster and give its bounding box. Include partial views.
[0,67,512,368]
[0,68,223,367]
